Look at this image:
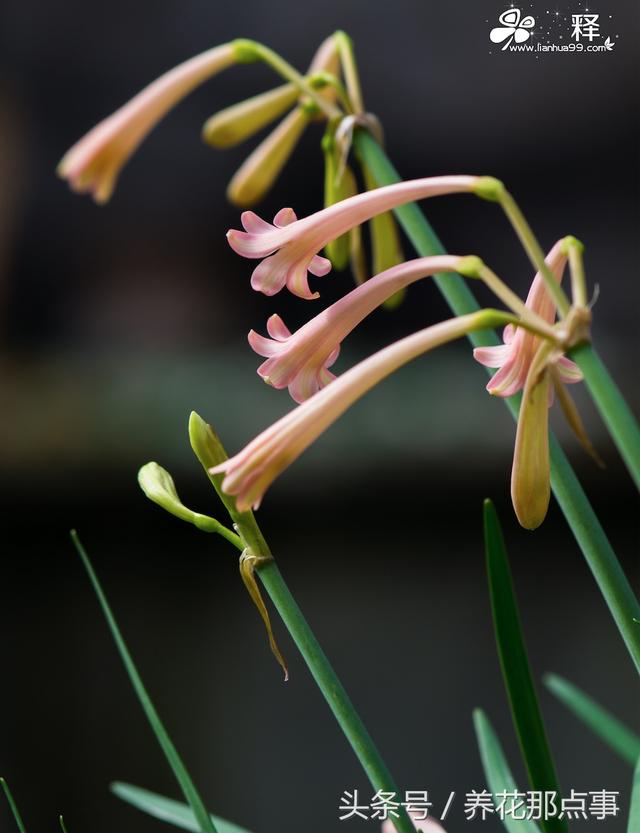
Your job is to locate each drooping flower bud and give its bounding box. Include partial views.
[138,462,224,533]
[202,83,300,148]
[226,107,310,207]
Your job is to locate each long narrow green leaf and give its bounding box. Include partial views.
[473,710,542,833]
[70,531,217,833]
[629,757,640,833]
[544,673,640,766]
[484,500,567,833]
[353,128,640,675]
[0,779,27,833]
[112,783,253,833]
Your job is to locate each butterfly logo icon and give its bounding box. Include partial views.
[490,8,536,50]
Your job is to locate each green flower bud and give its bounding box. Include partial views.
[138,462,223,534]
[202,83,299,149]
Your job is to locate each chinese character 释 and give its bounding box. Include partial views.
[571,14,600,41]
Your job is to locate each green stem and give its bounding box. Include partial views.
[1,779,27,833]
[498,189,571,317]
[71,532,218,833]
[256,560,416,833]
[233,40,341,120]
[565,236,588,307]
[569,343,640,491]
[189,413,415,833]
[478,265,555,337]
[334,31,365,113]
[353,128,640,673]
[310,71,353,114]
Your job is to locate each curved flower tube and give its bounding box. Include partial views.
[227,175,481,299]
[249,254,462,402]
[473,239,582,397]
[212,309,517,511]
[57,44,237,203]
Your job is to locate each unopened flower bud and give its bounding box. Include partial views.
[138,462,221,532]
[202,83,299,148]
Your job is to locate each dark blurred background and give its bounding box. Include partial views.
[0,0,638,830]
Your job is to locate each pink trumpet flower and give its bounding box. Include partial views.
[57,44,236,203]
[249,255,462,402]
[473,239,582,397]
[212,309,511,511]
[227,175,481,299]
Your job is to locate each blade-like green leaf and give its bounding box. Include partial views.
[0,779,27,833]
[71,531,217,833]
[629,757,640,833]
[483,500,567,833]
[112,783,253,833]
[354,127,640,675]
[473,710,542,833]
[544,673,640,766]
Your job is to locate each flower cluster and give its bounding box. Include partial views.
[57,36,341,205]
[58,36,593,531]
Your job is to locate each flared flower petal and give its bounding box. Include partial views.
[248,255,462,402]
[227,175,481,298]
[58,44,236,203]
[212,309,505,511]
[473,239,582,397]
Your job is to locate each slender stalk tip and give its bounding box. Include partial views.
[457,255,485,278]
[231,39,261,63]
[474,176,506,202]
[561,235,585,255]
[333,30,353,45]
[472,707,485,725]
